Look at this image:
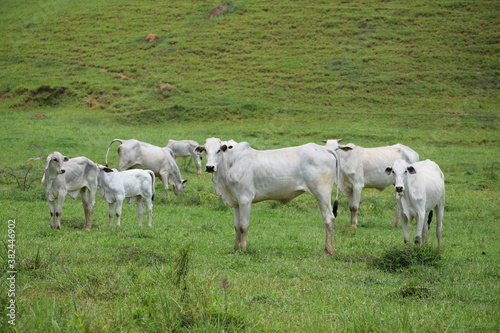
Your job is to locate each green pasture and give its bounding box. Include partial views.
[0,0,498,332]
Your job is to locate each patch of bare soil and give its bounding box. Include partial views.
[145,34,158,43]
[100,68,127,80]
[208,4,229,19]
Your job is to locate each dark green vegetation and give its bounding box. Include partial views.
[0,0,498,331]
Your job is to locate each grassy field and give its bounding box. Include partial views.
[1,0,498,332]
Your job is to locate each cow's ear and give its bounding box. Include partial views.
[103,167,114,173]
[221,144,228,152]
[63,156,69,162]
[182,179,188,184]
[194,146,205,153]
[339,145,352,151]
[407,166,416,174]
[385,167,392,175]
[44,155,52,170]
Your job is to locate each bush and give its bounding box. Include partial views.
[370,244,442,272]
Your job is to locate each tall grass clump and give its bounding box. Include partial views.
[371,244,442,272]
[140,246,246,332]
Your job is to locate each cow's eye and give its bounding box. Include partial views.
[53,158,58,162]
[217,149,221,153]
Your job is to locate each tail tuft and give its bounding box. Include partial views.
[333,200,338,218]
[427,210,433,227]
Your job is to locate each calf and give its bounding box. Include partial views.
[42,152,98,230]
[97,165,156,227]
[166,139,203,176]
[385,159,445,245]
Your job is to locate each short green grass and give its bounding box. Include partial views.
[1,0,498,332]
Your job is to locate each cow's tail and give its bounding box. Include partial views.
[147,170,156,201]
[326,147,341,218]
[105,139,123,167]
[427,210,433,227]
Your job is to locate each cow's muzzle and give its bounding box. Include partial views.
[395,186,404,193]
[206,166,215,173]
[60,169,66,174]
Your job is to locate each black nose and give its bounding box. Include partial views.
[206,166,215,173]
[395,186,403,192]
[60,169,66,174]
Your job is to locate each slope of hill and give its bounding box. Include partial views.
[1,0,498,123]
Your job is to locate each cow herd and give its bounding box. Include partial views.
[42,138,445,254]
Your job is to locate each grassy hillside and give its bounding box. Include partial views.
[1,0,498,120]
[0,0,498,332]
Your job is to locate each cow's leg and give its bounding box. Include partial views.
[348,185,362,228]
[400,213,411,244]
[414,209,426,244]
[193,153,202,176]
[179,156,188,170]
[391,212,399,229]
[54,194,65,230]
[108,202,115,227]
[115,198,123,227]
[145,196,153,228]
[48,199,58,229]
[422,212,430,243]
[313,190,335,254]
[233,207,242,251]
[436,204,444,247]
[136,197,145,227]
[321,204,335,255]
[233,203,251,252]
[81,188,94,231]
[159,171,170,197]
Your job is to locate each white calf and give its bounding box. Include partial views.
[42,152,98,230]
[97,166,155,227]
[385,159,445,245]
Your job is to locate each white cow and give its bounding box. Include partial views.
[195,138,238,173]
[385,159,445,245]
[324,139,419,228]
[97,165,155,227]
[196,138,340,254]
[166,139,203,176]
[42,152,98,230]
[106,139,187,196]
